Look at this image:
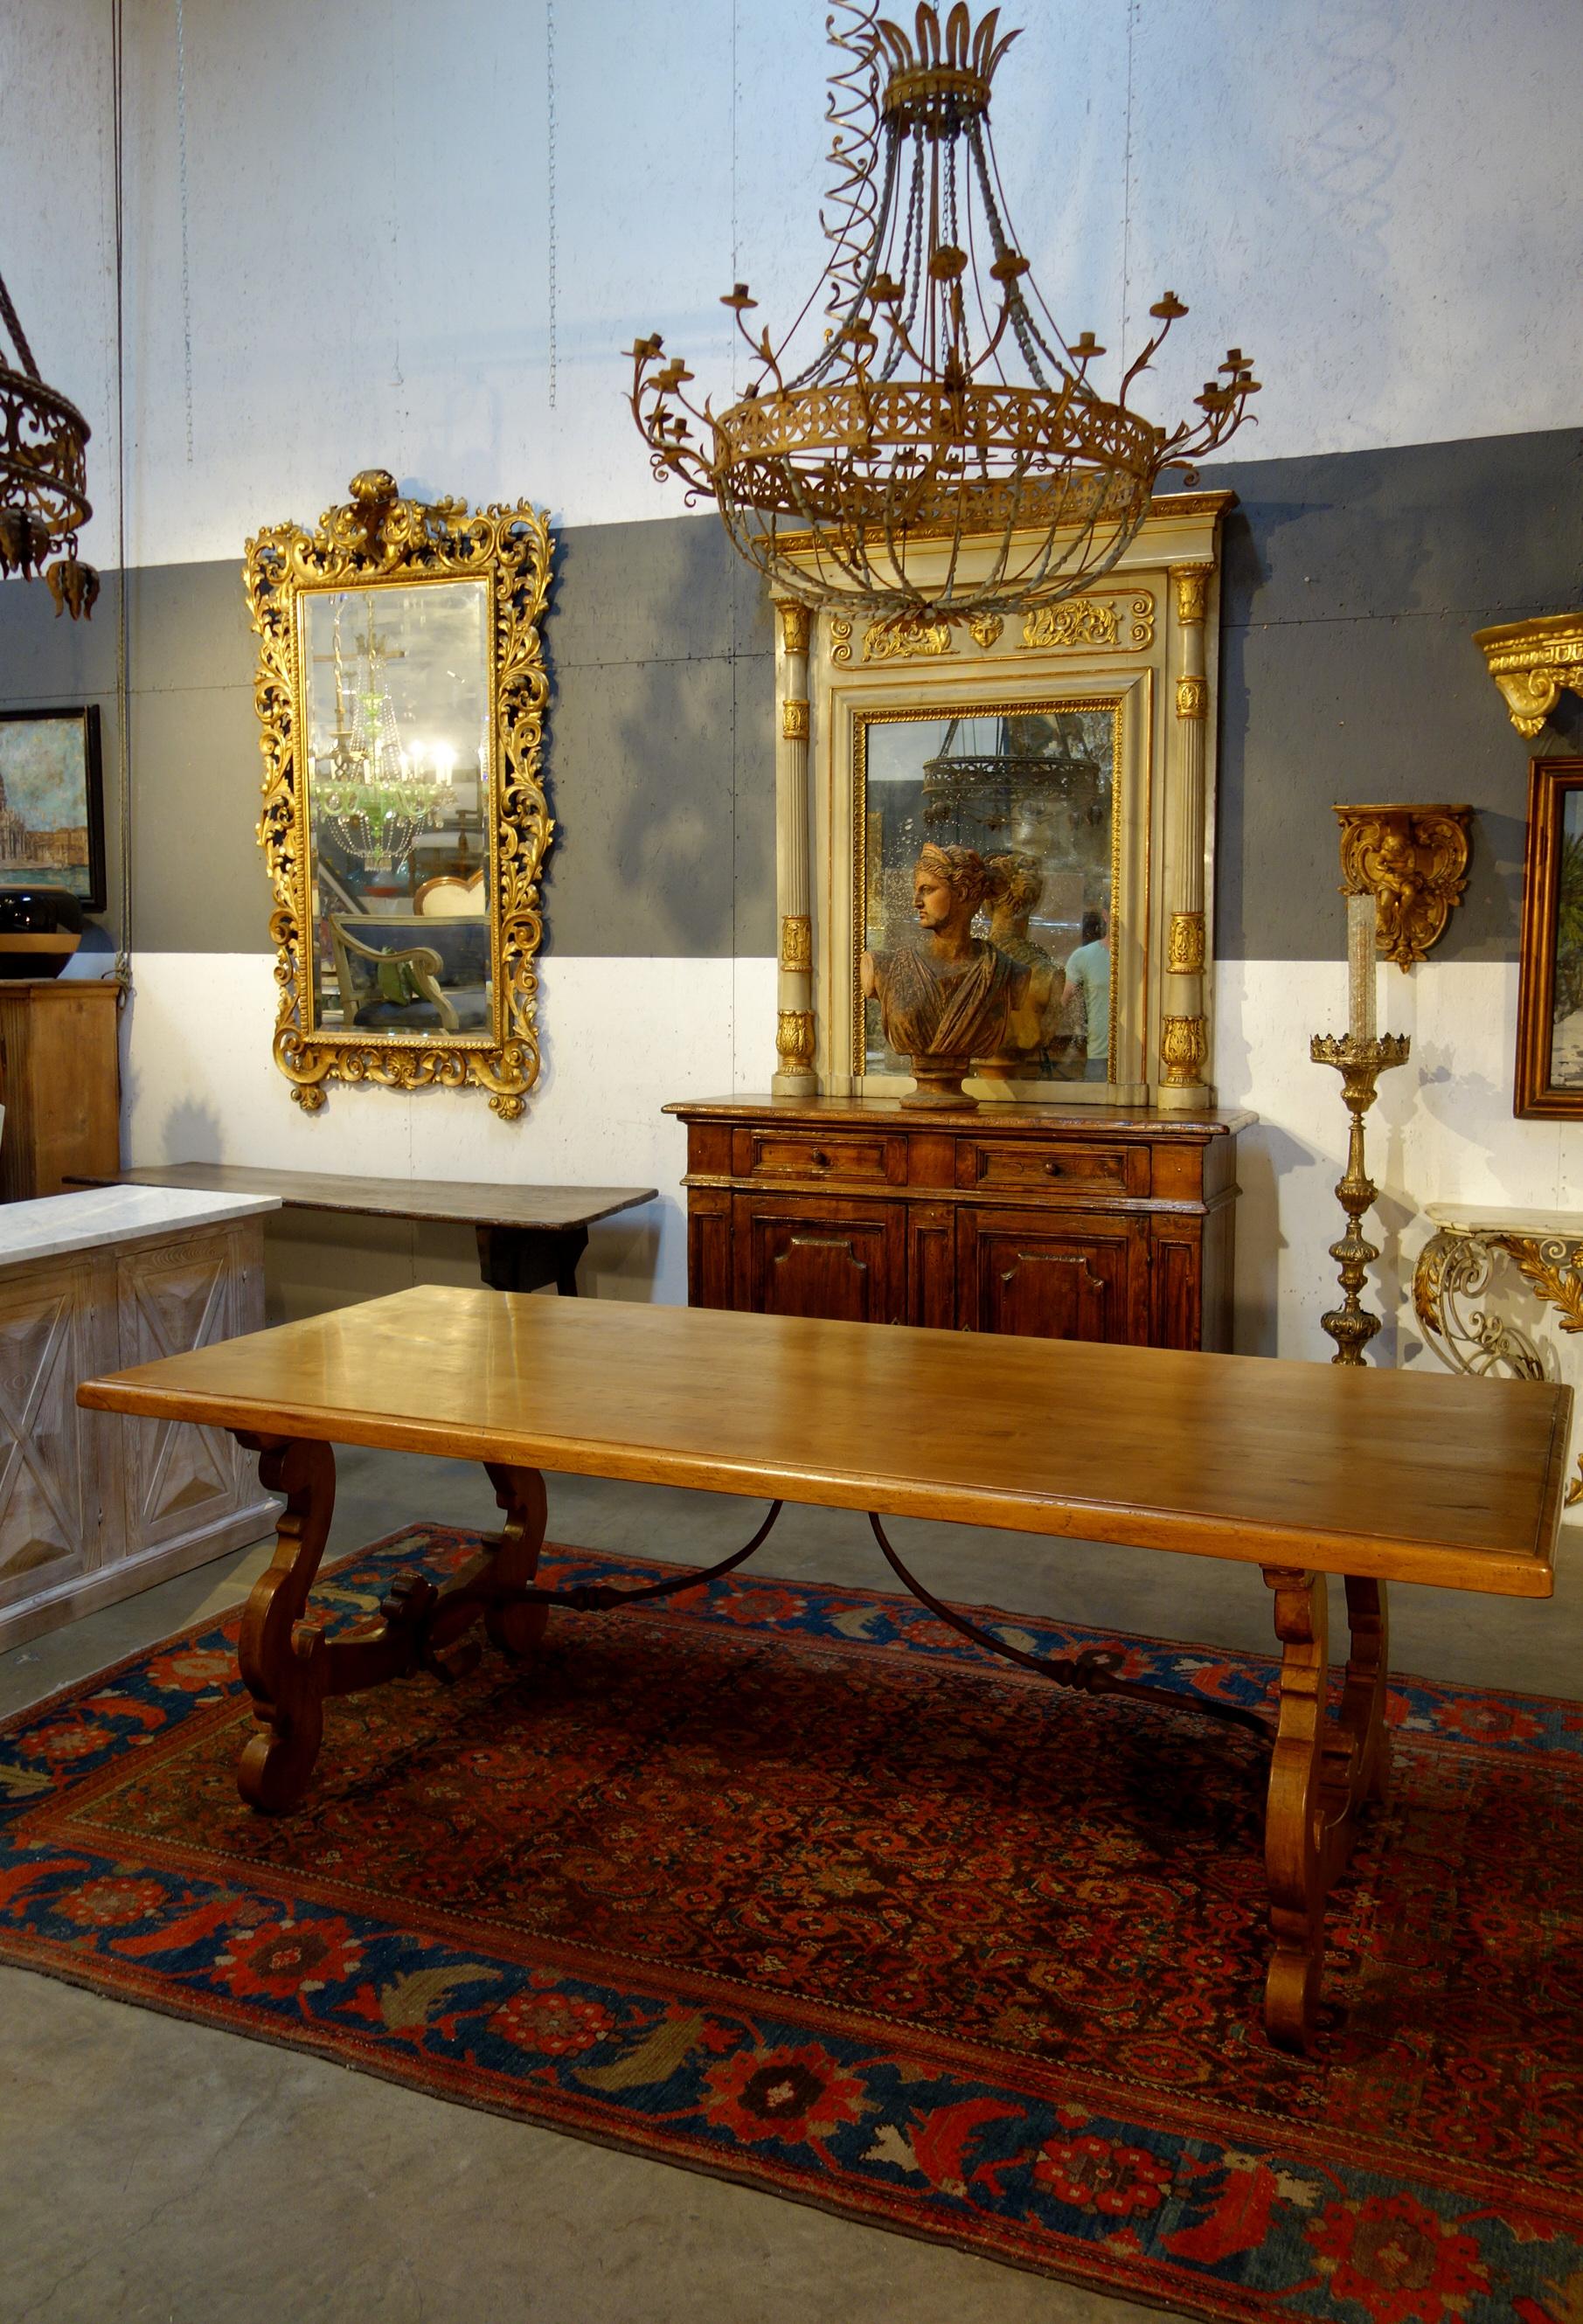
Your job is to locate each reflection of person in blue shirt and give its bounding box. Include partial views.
[1063,906,1110,1082]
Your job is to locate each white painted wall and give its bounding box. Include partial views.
[122,952,778,1309]
[4,0,1581,571]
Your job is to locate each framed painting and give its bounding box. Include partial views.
[0,707,107,912]
[1515,756,1583,1116]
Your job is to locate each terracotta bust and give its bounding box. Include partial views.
[977,852,1066,1081]
[860,843,1044,1108]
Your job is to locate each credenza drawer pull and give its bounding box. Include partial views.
[1044,1158,1062,1176]
[812,1149,832,1169]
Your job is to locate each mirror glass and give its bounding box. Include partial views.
[299,578,492,1039]
[857,701,1119,1085]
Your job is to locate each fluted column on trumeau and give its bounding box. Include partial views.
[1160,563,1213,1109]
[772,600,816,1093]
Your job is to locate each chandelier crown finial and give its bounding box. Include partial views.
[875,3,1017,128]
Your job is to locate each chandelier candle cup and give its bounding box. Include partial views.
[628,2,1260,625]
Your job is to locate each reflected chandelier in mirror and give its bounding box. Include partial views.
[245,470,553,1115]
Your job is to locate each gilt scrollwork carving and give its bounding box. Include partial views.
[245,469,553,1116]
[863,616,954,661]
[1019,593,1155,653]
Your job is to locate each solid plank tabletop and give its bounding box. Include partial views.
[76,1286,1571,1595]
[70,1164,657,1233]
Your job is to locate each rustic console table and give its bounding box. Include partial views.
[667,1096,1251,1349]
[74,1164,658,1298]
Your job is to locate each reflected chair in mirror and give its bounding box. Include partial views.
[328,917,459,1033]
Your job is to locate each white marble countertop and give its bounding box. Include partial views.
[0,1184,282,1268]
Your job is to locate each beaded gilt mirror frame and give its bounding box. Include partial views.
[244,469,553,1116]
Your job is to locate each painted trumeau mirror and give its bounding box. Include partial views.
[245,469,553,1114]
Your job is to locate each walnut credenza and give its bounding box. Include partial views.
[666,1098,1252,1349]
[0,1188,282,1650]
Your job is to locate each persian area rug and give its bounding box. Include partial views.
[1,1527,1580,2323]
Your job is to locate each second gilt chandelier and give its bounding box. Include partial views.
[630,2,1260,624]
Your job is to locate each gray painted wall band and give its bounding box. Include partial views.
[1,426,1578,964]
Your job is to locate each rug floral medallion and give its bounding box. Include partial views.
[1,1524,1580,2322]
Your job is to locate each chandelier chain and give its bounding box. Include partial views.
[0,275,39,382]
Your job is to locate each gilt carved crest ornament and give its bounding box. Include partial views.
[628,2,1260,626]
[245,470,553,1115]
[1335,803,1472,969]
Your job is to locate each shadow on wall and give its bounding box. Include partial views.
[585,1209,666,1302]
[1215,975,1330,1357]
[156,1100,226,1164]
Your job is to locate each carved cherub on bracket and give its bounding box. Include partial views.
[1336,805,1473,969]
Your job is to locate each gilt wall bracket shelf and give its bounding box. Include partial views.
[1474,613,1583,739]
[1335,804,1472,969]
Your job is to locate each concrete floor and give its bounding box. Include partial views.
[2,1447,1578,2324]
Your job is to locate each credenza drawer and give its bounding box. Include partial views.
[956,1139,1147,1197]
[737,1130,896,1183]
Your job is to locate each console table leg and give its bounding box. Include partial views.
[234,1436,337,1815]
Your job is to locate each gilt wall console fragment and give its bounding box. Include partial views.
[1474,612,1583,739]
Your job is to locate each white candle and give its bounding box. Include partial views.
[1346,890,1377,1044]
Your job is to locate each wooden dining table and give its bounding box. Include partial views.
[77,1285,1571,2056]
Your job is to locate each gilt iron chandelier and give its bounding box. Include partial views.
[629,1,1260,625]
[0,267,97,618]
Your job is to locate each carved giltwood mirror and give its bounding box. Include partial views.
[245,470,552,1114]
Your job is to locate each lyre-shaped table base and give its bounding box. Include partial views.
[232,1435,1389,2054]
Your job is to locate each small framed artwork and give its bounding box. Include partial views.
[0,707,107,913]
[1515,755,1583,1116]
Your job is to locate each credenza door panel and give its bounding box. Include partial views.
[732,1194,906,1327]
[957,1208,1149,1344]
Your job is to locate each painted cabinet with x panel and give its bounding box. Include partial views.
[0,1203,277,1650]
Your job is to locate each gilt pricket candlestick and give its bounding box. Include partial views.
[1312,890,1410,1363]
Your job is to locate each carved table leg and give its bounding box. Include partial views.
[392,1462,550,1679]
[235,1436,338,1815]
[232,1438,552,1815]
[1260,1567,1392,2053]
